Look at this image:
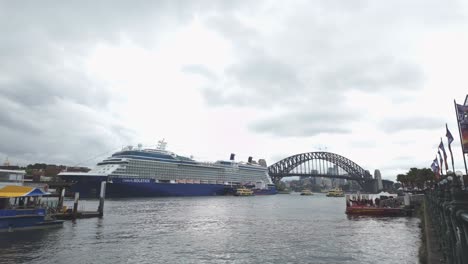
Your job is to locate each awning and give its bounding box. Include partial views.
[0,185,49,198]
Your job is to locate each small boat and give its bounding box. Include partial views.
[326,188,344,197]
[234,187,254,196]
[345,194,412,216]
[300,189,313,195]
[345,206,411,216]
[0,185,64,232]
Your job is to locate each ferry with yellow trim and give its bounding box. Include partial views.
[326,188,345,197]
[234,187,254,196]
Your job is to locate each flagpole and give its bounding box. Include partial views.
[440,137,449,173]
[437,153,442,176]
[454,100,468,186]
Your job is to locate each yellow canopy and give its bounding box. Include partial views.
[0,185,47,198]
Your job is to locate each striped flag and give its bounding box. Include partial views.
[431,161,437,173]
[446,124,454,146]
[438,150,444,175]
[446,124,455,173]
[439,139,449,172]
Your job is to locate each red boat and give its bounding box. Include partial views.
[345,194,413,216]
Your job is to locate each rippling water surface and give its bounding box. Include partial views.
[0,194,420,264]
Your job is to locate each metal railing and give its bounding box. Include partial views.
[425,176,468,264]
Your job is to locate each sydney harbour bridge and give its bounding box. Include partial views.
[267,152,379,192]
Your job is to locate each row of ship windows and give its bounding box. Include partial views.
[114,172,268,182]
[124,163,264,175]
[113,162,269,182]
[129,160,228,171]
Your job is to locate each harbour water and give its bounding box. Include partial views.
[0,194,420,264]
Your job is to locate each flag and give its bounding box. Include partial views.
[431,161,437,173]
[433,157,440,180]
[438,150,444,175]
[456,103,468,153]
[446,124,454,146]
[439,139,449,171]
[446,124,455,173]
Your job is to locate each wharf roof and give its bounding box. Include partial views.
[0,185,49,198]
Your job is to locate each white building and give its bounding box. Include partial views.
[0,169,25,188]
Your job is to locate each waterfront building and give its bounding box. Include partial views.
[0,169,25,188]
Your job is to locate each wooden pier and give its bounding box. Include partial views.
[52,182,106,220]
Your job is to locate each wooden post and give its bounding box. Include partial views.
[98,181,106,217]
[73,192,79,219]
[58,188,65,210]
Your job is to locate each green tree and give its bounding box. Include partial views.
[396,174,407,188]
[397,168,434,189]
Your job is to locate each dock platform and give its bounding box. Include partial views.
[53,210,101,220]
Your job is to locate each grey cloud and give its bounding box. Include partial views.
[226,55,302,95]
[380,117,444,133]
[195,1,446,138]
[0,1,206,165]
[0,0,260,165]
[200,52,309,107]
[250,110,359,137]
[205,14,259,49]
[319,57,423,92]
[0,97,134,165]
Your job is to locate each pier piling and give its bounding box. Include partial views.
[98,181,106,217]
[58,188,65,209]
[72,192,79,220]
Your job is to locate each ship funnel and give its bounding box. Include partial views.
[230,153,235,161]
[248,156,253,163]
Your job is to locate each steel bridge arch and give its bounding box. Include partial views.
[268,151,372,183]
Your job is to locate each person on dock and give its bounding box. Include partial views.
[18,197,25,208]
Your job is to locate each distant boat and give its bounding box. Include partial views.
[345,206,411,216]
[345,194,412,216]
[0,185,64,232]
[234,187,254,196]
[300,189,313,196]
[326,188,344,197]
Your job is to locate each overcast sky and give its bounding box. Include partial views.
[1,0,468,180]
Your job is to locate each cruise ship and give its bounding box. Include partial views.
[59,140,277,198]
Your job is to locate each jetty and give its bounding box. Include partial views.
[52,181,106,220]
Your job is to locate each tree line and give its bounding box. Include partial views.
[396,168,434,189]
